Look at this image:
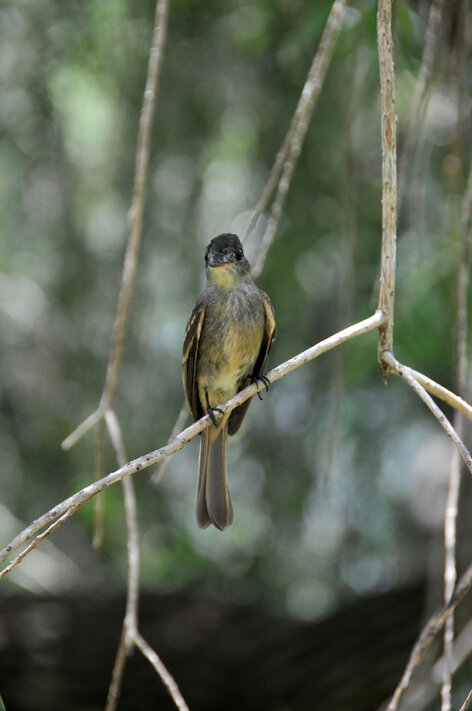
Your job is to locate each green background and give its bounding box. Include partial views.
[1,0,472,631]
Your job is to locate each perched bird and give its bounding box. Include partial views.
[182,233,276,530]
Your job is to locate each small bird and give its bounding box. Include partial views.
[182,233,276,530]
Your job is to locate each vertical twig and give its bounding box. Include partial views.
[104,408,139,711]
[442,155,472,710]
[104,408,190,711]
[91,0,170,546]
[102,0,169,410]
[376,0,397,382]
[251,0,348,277]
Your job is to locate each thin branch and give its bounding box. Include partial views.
[384,352,472,477]
[0,311,385,570]
[0,503,81,580]
[459,688,472,711]
[61,0,170,452]
[135,632,190,711]
[5,312,472,574]
[404,618,472,710]
[376,0,397,382]
[104,409,139,711]
[103,0,169,409]
[251,0,348,277]
[387,558,472,711]
[103,408,189,711]
[401,366,472,421]
[61,406,104,451]
[442,154,472,710]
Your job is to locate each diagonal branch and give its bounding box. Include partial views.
[250,0,348,277]
[387,557,472,711]
[5,310,472,573]
[1,311,385,569]
[459,688,472,711]
[156,0,348,481]
[61,0,170,452]
[135,633,190,711]
[384,352,472,477]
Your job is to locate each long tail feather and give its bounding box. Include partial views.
[196,425,233,530]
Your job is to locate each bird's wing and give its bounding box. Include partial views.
[228,290,276,436]
[182,300,206,421]
[253,290,276,377]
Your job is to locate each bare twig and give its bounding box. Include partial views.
[398,366,472,421]
[1,311,385,570]
[387,558,472,711]
[135,632,190,711]
[104,409,139,711]
[251,0,348,277]
[384,352,472,478]
[0,504,81,580]
[459,688,472,711]
[103,409,188,711]
[376,0,397,383]
[61,406,104,451]
[403,618,472,710]
[61,0,170,452]
[6,310,472,574]
[442,155,472,710]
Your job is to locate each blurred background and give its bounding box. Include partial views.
[1,0,472,709]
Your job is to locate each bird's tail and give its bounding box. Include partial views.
[196,423,234,530]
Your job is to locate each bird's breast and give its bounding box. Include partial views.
[197,288,264,402]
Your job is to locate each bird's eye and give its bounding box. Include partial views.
[235,248,243,261]
[204,250,209,263]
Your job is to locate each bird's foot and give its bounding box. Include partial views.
[249,373,270,400]
[204,391,224,425]
[206,405,224,426]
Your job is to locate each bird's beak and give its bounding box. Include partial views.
[208,258,234,268]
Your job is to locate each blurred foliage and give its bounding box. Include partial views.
[1,0,472,630]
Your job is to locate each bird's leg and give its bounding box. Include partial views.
[248,373,270,400]
[204,390,224,426]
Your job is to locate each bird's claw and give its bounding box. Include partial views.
[249,374,270,400]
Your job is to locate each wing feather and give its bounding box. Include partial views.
[228,290,276,436]
[182,301,206,421]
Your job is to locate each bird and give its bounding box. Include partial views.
[182,233,276,530]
